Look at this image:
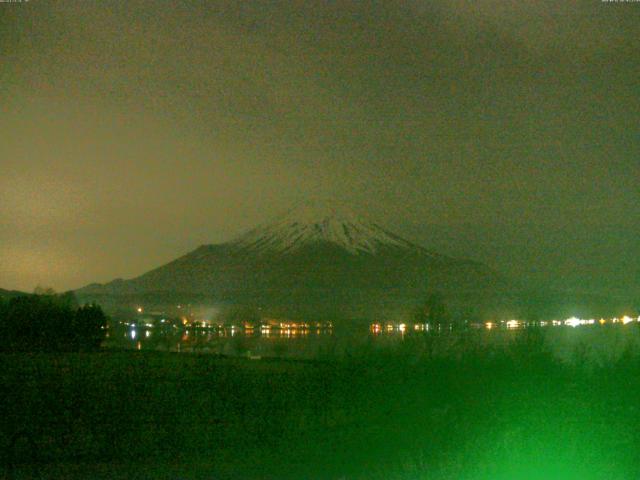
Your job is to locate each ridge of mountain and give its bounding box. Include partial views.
[0,288,30,300]
[76,202,513,320]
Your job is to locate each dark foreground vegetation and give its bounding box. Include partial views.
[2,329,640,480]
[0,293,106,352]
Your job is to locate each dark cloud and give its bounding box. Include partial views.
[1,1,638,301]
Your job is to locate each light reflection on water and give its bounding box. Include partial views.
[104,316,640,364]
[107,324,340,358]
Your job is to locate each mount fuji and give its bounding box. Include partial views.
[232,201,421,255]
[77,202,512,321]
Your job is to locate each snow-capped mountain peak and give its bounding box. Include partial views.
[231,201,419,255]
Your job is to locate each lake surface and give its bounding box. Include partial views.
[104,319,640,365]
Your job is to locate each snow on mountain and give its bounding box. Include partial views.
[231,201,421,255]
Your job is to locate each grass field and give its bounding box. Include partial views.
[1,328,640,479]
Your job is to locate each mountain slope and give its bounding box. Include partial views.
[77,202,512,320]
[0,288,30,300]
[233,201,423,255]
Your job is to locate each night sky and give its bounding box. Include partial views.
[1,1,638,302]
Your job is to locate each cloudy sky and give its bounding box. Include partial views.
[1,1,638,301]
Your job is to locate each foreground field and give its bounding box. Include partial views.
[1,329,640,479]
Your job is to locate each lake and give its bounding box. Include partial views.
[104,319,640,366]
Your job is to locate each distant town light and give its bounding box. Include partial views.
[565,317,581,328]
[506,320,520,329]
[136,307,143,313]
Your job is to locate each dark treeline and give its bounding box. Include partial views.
[0,292,107,352]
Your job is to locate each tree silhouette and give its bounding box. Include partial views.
[73,303,108,350]
[0,293,107,352]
